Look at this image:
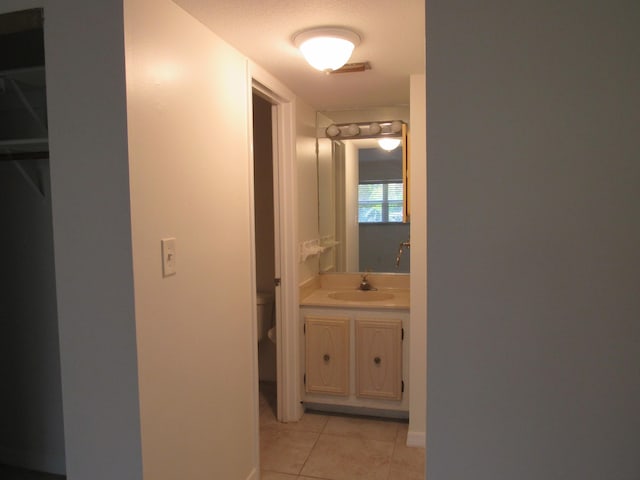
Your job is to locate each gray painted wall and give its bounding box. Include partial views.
[359,223,410,273]
[427,1,640,479]
[359,148,410,272]
[44,2,143,478]
[0,161,65,474]
[359,147,403,183]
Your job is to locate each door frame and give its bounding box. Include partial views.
[247,62,302,435]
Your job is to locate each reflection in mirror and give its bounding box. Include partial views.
[317,111,410,274]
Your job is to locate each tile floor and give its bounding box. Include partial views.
[2,383,424,480]
[259,382,425,480]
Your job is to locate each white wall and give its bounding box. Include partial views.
[409,74,426,445]
[427,1,640,478]
[124,0,257,478]
[322,107,409,125]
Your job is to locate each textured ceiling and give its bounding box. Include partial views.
[173,0,425,111]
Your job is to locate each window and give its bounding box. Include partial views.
[358,182,404,223]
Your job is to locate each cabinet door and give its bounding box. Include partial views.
[305,316,349,396]
[356,318,402,400]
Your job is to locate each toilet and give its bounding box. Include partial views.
[256,291,274,343]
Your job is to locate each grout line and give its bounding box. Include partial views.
[260,386,421,479]
[296,430,323,476]
[387,431,400,480]
[386,427,399,480]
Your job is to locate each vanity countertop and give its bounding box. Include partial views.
[299,273,410,310]
[300,287,410,310]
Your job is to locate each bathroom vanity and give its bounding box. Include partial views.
[299,273,410,417]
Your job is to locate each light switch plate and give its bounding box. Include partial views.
[161,237,176,277]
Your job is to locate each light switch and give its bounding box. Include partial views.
[161,237,176,277]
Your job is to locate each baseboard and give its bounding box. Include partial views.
[304,402,409,420]
[0,445,65,475]
[406,430,426,448]
[245,466,258,480]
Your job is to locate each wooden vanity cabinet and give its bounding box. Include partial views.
[356,318,402,400]
[304,316,350,396]
[301,307,408,414]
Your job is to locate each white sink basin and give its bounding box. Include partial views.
[328,290,395,302]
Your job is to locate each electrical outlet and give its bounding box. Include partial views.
[161,238,176,277]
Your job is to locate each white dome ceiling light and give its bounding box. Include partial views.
[294,27,361,73]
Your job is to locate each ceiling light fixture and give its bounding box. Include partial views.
[293,27,360,73]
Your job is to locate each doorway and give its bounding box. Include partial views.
[0,7,66,478]
[250,72,304,477]
[252,91,279,417]
[249,73,302,433]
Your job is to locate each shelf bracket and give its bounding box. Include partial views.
[4,76,48,135]
[12,160,45,198]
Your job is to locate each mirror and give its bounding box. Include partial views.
[317,109,410,274]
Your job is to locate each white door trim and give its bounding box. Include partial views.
[248,63,303,431]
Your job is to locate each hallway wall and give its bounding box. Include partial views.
[125,0,257,478]
[427,1,640,478]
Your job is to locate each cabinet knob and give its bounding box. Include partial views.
[323,354,331,362]
[374,356,382,365]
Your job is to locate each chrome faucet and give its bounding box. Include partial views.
[395,240,411,268]
[358,273,376,291]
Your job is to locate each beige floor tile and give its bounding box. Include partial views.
[258,387,280,426]
[388,465,426,480]
[391,424,426,474]
[259,389,274,407]
[395,422,410,444]
[260,471,298,480]
[260,383,329,433]
[261,407,330,434]
[285,411,330,432]
[391,443,425,474]
[259,382,278,411]
[300,433,394,480]
[322,415,400,442]
[263,412,329,434]
[260,428,320,475]
[260,406,279,429]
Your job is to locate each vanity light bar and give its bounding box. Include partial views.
[325,120,405,139]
